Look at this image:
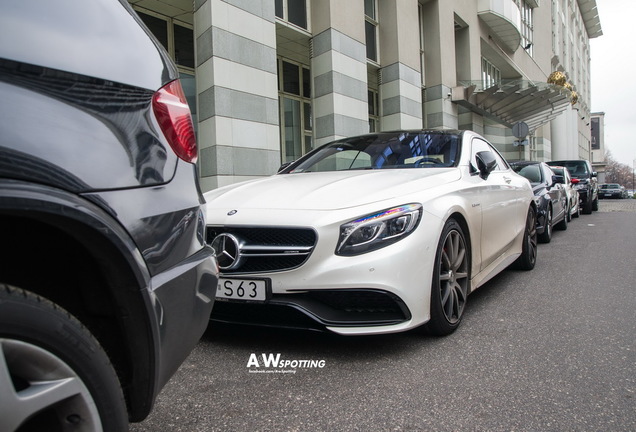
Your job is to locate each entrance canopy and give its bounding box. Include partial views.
[452,80,573,132]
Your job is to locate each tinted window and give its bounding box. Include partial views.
[285,132,460,173]
[550,161,588,176]
[471,139,508,172]
[512,164,543,183]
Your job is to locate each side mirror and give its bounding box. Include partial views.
[592,171,598,177]
[475,151,497,179]
[553,175,565,185]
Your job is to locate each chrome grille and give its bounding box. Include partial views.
[207,226,317,274]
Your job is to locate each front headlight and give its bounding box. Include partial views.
[336,203,422,256]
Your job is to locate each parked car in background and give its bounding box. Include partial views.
[0,1,218,430]
[547,160,598,214]
[550,166,580,220]
[599,183,624,199]
[511,161,568,243]
[621,186,630,199]
[205,130,537,338]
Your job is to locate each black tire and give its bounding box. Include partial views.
[0,285,128,432]
[582,197,593,214]
[424,219,470,336]
[513,206,538,271]
[538,206,552,243]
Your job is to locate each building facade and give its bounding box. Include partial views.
[128,0,602,191]
[590,111,606,182]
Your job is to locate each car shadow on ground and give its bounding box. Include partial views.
[200,267,520,362]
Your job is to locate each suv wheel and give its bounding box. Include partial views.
[592,196,599,211]
[0,285,128,432]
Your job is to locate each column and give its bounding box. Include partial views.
[421,0,458,129]
[194,0,280,191]
[378,0,422,130]
[311,0,369,147]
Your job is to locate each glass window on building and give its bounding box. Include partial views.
[135,9,197,133]
[368,89,379,132]
[279,59,312,163]
[418,4,426,87]
[519,0,534,56]
[275,0,308,30]
[365,0,378,62]
[481,58,501,90]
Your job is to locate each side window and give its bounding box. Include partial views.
[471,139,508,172]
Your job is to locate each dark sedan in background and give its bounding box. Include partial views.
[599,183,625,199]
[511,161,568,243]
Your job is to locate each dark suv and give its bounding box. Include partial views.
[0,1,217,430]
[547,159,598,214]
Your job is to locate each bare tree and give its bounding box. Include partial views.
[604,151,634,190]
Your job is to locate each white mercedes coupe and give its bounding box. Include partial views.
[204,130,537,336]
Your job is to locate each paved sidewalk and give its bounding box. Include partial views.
[596,198,636,212]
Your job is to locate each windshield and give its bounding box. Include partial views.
[512,164,543,184]
[284,132,461,173]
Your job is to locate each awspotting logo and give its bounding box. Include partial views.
[247,353,326,374]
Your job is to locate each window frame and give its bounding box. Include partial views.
[275,0,309,31]
[364,0,379,63]
[278,58,312,164]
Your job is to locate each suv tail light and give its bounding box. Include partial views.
[152,79,197,163]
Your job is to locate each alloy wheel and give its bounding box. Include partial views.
[0,339,102,432]
[437,229,469,324]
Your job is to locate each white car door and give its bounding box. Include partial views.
[469,138,524,271]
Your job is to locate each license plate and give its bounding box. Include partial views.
[604,193,611,197]
[216,278,269,302]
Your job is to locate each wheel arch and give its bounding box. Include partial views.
[445,211,473,274]
[0,182,160,421]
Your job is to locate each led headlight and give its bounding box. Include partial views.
[336,203,422,256]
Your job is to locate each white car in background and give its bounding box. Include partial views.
[204,130,537,336]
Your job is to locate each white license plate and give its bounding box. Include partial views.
[217,278,269,302]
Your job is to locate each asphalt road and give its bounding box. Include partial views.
[131,199,636,432]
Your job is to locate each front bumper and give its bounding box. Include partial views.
[212,289,411,332]
[209,214,444,335]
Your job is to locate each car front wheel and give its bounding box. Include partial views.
[513,206,538,271]
[0,285,128,432]
[424,219,470,336]
[538,206,552,243]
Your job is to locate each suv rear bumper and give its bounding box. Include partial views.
[149,246,217,392]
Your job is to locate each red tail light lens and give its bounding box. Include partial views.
[152,79,197,163]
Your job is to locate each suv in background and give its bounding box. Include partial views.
[547,159,598,214]
[0,1,217,430]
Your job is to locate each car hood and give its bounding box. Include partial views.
[204,168,460,211]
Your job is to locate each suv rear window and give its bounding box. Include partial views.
[552,161,588,176]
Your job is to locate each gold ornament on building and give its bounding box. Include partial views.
[547,71,567,86]
[570,91,578,105]
[563,82,573,91]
